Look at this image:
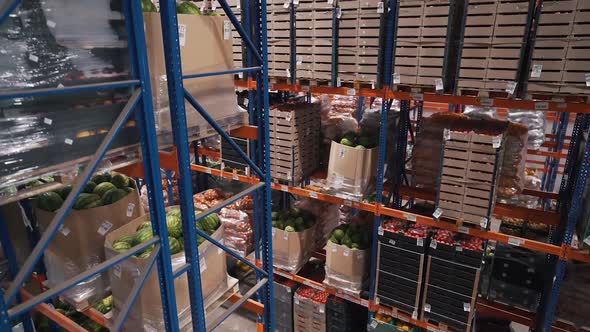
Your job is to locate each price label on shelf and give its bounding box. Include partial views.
[205,168,212,174]
[492,135,502,148]
[29,54,39,63]
[370,320,379,329]
[458,226,470,234]
[283,0,290,8]
[424,304,431,312]
[412,311,418,320]
[64,138,73,145]
[585,73,590,87]
[46,20,56,28]
[296,55,303,65]
[463,302,471,312]
[433,208,443,219]
[480,217,489,228]
[223,21,231,40]
[535,101,548,110]
[377,1,384,13]
[343,200,352,207]
[347,88,356,96]
[480,97,493,106]
[113,265,122,278]
[430,241,437,249]
[378,226,384,236]
[308,191,318,199]
[43,117,53,125]
[232,173,239,180]
[393,73,400,84]
[343,248,350,256]
[286,68,291,78]
[416,238,424,247]
[505,81,517,94]
[403,213,416,222]
[411,93,423,101]
[508,237,524,247]
[280,185,289,192]
[531,64,543,78]
[336,7,342,18]
[435,78,444,92]
[455,246,463,252]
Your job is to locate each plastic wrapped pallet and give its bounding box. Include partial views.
[105,210,229,332]
[274,279,299,332]
[507,109,546,150]
[272,223,318,273]
[219,208,253,256]
[324,241,369,292]
[293,287,328,332]
[412,112,528,199]
[0,0,137,187]
[36,189,143,309]
[143,13,246,142]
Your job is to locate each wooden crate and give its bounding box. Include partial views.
[484,0,530,91]
[416,0,450,86]
[436,131,499,227]
[395,1,425,85]
[459,0,498,89]
[528,0,577,93]
[560,0,590,95]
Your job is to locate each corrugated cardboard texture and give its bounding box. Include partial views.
[105,209,227,331]
[327,141,378,197]
[272,224,317,272]
[143,13,239,132]
[324,241,368,291]
[36,190,143,308]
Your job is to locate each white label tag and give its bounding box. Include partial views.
[223,21,231,40]
[206,168,212,174]
[200,257,207,272]
[294,297,300,304]
[59,226,70,237]
[492,135,502,148]
[178,24,187,47]
[64,138,73,145]
[370,320,379,329]
[272,228,276,237]
[584,236,590,246]
[458,226,469,234]
[404,213,416,222]
[411,93,424,101]
[232,173,239,180]
[378,226,384,236]
[336,76,341,87]
[43,117,53,125]
[283,232,288,240]
[430,241,437,249]
[97,221,113,236]
[319,304,324,313]
[417,238,424,246]
[336,7,342,18]
[343,248,350,256]
[238,72,243,79]
[346,88,356,95]
[237,1,240,8]
[339,148,346,158]
[424,304,431,312]
[508,237,524,247]
[309,191,318,199]
[433,208,443,219]
[393,73,401,84]
[57,83,64,88]
[585,73,590,87]
[286,68,291,78]
[435,78,443,91]
[535,102,548,110]
[480,97,493,106]
[505,81,517,94]
[296,55,303,65]
[331,245,337,252]
[281,185,288,192]
[463,302,471,312]
[412,311,418,320]
[377,1,384,13]
[127,203,135,217]
[29,54,38,62]
[343,200,352,207]
[113,265,122,278]
[388,239,396,246]
[283,0,290,8]
[443,128,451,141]
[480,217,488,228]
[46,20,56,28]
[328,0,333,4]
[531,64,542,78]
[456,246,463,252]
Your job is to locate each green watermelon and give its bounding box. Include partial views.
[136,221,152,232]
[137,247,154,259]
[169,237,183,254]
[117,235,137,246]
[136,227,154,243]
[112,241,131,252]
[93,182,116,197]
[91,173,111,185]
[103,189,128,205]
[142,0,157,12]
[166,215,183,238]
[38,192,64,212]
[177,1,201,15]
[83,181,97,193]
[202,215,219,234]
[58,185,72,199]
[73,193,101,210]
[128,179,137,189]
[83,199,103,209]
[167,207,181,218]
[111,174,129,189]
[124,187,135,194]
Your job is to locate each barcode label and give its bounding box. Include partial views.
[480,97,493,106]
[223,21,231,40]
[531,64,542,78]
[430,241,437,249]
[309,191,318,199]
[43,117,53,125]
[46,20,56,28]
[127,203,135,217]
[393,73,400,84]
[178,24,187,46]
[417,238,424,246]
[29,54,39,62]
[281,185,288,192]
[433,208,443,219]
[232,173,239,180]
[435,78,443,91]
[458,226,469,234]
[505,81,517,94]
[378,226,384,236]
[508,237,524,247]
[377,2,384,13]
[206,168,212,174]
[463,302,471,312]
[535,102,548,110]
[404,213,416,222]
[97,221,113,236]
[64,138,73,145]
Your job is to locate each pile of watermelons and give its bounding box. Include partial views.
[34,296,112,332]
[142,0,218,15]
[328,223,370,250]
[111,207,221,259]
[271,208,316,232]
[336,131,377,149]
[37,172,136,212]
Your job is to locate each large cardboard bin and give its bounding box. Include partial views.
[143,13,242,134]
[324,241,369,292]
[326,141,378,199]
[272,224,317,272]
[36,190,143,309]
[105,210,228,331]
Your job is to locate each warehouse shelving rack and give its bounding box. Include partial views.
[0,0,275,331]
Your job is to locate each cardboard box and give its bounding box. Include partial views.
[36,190,143,310]
[143,13,240,134]
[326,141,378,199]
[324,241,369,292]
[272,224,317,272]
[105,208,227,331]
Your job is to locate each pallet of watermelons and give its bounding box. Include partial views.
[34,172,142,310]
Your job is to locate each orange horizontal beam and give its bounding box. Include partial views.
[229,125,258,140]
[568,250,590,263]
[228,294,265,315]
[80,307,108,328]
[20,290,88,332]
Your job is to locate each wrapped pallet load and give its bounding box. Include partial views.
[143,10,246,141]
[105,206,228,331]
[412,113,528,200]
[35,172,141,309]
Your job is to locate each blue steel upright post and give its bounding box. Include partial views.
[368,0,399,321]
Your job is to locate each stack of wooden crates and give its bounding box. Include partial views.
[270,103,320,183]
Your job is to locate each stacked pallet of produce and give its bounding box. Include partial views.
[293,286,329,332]
[275,279,299,332]
[271,207,319,272]
[325,296,368,332]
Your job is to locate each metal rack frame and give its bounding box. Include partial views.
[0,0,275,330]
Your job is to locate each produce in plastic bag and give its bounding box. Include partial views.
[508,109,545,150]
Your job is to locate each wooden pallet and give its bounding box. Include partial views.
[436,131,500,228]
[560,0,590,95]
